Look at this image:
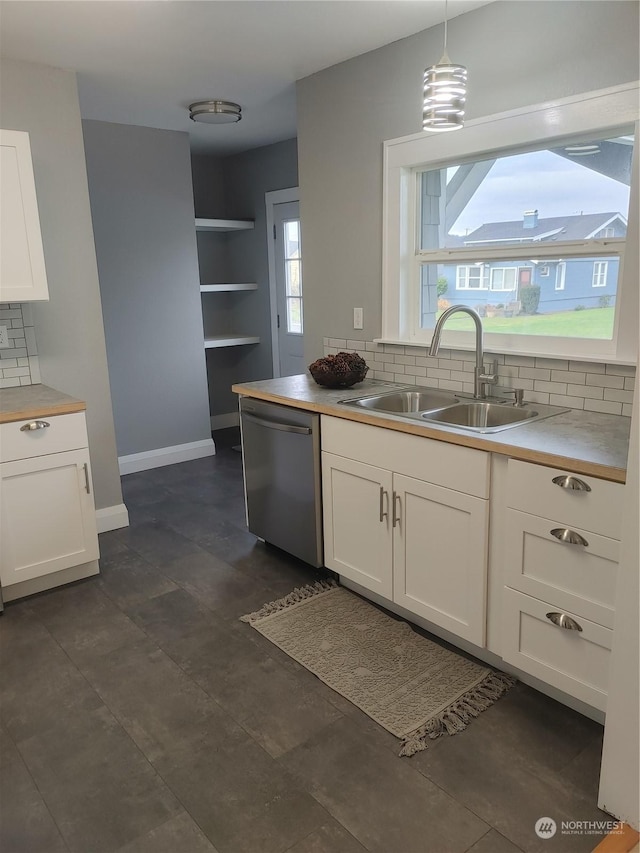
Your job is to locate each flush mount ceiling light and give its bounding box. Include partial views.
[563,143,601,156]
[422,0,467,132]
[188,100,242,124]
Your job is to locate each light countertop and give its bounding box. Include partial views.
[0,384,85,424]
[232,375,630,483]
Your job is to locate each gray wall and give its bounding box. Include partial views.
[192,138,298,417]
[297,0,640,362]
[0,58,122,512]
[83,120,212,457]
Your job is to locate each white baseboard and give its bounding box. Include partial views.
[211,412,240,431]
[95,503,130,533]
[118,438,216,476]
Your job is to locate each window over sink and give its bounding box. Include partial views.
[382,84,639,362]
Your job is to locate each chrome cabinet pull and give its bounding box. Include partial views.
[20,420,50,431]
[550,527,589,547]
[392,492,401,528]
[546,611,583,632]
[379,487,389,523]
[552,474,591,492]
[83,463,91,494]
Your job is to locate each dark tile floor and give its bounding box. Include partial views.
[0,429,610,853]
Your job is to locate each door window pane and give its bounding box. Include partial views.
[283,219,303,334]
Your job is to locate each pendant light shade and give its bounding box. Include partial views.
[422,0,467,132]
[422,57,467,132]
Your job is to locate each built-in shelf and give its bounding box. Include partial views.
[200,283,258,293]
[195,218,254,232]
[204,335,260,349]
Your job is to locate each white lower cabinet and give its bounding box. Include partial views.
[0,413,99,592]
[500,459,623,710]
[321,416,490,646]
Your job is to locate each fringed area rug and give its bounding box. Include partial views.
[241,581,515,757]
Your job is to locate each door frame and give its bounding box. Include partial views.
[265,186,299,377]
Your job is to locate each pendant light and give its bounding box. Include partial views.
[422,0,467,132]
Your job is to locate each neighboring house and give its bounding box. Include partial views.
[441,210,627,313]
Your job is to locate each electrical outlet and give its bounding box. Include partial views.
[353,307,363,330]
[0,325,10,348]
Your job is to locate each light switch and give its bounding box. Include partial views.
[353,308,363,330]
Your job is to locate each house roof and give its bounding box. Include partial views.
[462,212,626,245]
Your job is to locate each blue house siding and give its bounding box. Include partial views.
[441,256,618,312]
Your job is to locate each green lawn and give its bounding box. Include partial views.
[436,307,615,339]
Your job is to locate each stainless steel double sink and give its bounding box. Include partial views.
[339,388,567,433]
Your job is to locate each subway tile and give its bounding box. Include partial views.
[438,379,464,392]
[504,355,532,367]
[604,388,634,404]
[0,378,20,387]
[383,344,405,355]
[426,367,452,380]
[512,377,534,391]
[462,383,475,395]
[2,367,30,378]
[496,366,520,380]
[395,355,416,366]
[404,365,427,377]
[346,340,363,351]
[365,341,384,352]
[415,356,429,367]
[0,359,18,369]
[586,373,624,389]
[623,404,633,416]
[624,377,636,391]
[385,362,403,373]
[567,384,603,400]
[584,399,623,415]
[535,358,569,371]
[519,367,551,381]
[534,380,568,395]
[322,337,329,346]
[605,363,636,376]
[28,356,41,383]
[372,370,394,381]
[17,358,29,367]
[450,371,469,384]
[439,359,464,371]
[550,394,584,410]
[551,370,585,384]
[569,360,605,374]
[4,348,28,360]
[328,338,346,348]
[0,309,22,320]
[398,374,416,385]
[20,376,33,386]
[525,390,550,404]
[408,346,429,357]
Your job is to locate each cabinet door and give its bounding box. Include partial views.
[0,130,49,302]
[392,474,488,645]
[0,449,98,586]
[322,452,393,598]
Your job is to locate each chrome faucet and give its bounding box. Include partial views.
[429,305,498,399]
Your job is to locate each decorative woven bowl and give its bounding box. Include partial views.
[308,352,369,388]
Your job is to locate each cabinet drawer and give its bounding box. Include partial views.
[506,459,623,539]
[502,587,611,712]
[0,412,88,462]
[504,510,618,629]
[321,415,489,498]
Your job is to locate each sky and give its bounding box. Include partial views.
[449,145,631,236]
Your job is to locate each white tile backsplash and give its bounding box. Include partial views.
[0,304,37,385]
[323,337,636,416]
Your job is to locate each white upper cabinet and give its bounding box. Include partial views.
[0,129,49,302]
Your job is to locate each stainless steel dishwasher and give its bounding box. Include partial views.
[239,397,323,567]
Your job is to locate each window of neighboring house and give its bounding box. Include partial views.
[382,84,638,361]
[592,260,608,287]
[457,265,487,289]
[490,268,518,291]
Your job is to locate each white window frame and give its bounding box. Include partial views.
[490,267,518,292]
[457,265,487,290]
[555,262,566,291]
[382,83,639,363]
[592,260,608,287]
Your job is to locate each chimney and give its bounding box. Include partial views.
[523,210,539,229]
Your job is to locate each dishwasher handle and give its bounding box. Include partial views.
[242,411,312,435]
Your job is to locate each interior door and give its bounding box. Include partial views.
[274,201,305,376]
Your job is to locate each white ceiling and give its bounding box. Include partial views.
[0,0,492,155]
